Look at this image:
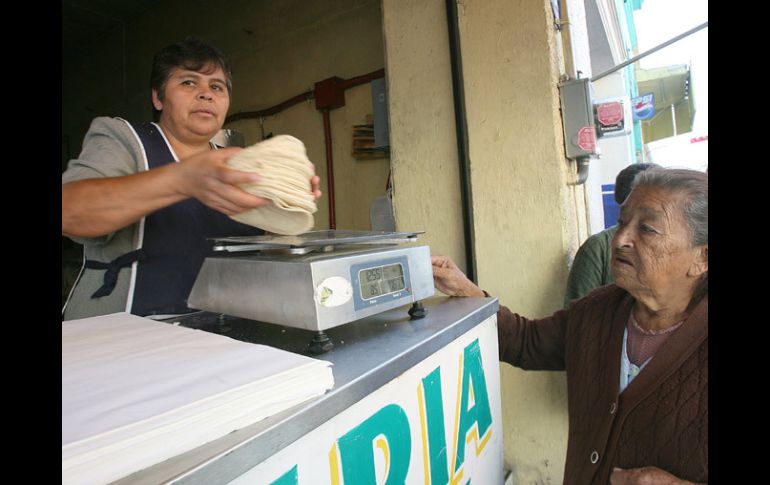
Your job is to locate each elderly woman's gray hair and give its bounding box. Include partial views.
[631,168,708,304]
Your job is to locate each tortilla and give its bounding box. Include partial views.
[226,135,317,235]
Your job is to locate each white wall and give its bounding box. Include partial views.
[645,132,708,172]
[590,71,635,232]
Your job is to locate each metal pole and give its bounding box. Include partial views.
[445,0,477,283]
[591,21,707,82]
[670,104,677,136]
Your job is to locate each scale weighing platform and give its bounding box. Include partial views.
[187,230,435,353]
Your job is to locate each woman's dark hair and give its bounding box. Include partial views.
[614,163,660,204]
[632,168,708,305]
[150,36,233,121]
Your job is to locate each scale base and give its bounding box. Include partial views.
[307,302,427,354]
[408,301,427,319]
[308,331,333,354]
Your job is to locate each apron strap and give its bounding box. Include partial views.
[84,249,148,298]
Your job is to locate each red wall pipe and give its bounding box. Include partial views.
[341,68,385,89]
[224,69,384,125]
[225,91,314,123]
[321,110,336,229]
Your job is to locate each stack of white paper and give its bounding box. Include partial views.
[62,312,334,485]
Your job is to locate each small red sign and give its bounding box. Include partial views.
[577,126,596,152]
[596,102,624,126]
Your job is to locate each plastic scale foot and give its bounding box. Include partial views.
[309,331,333,354]
[408,301,427,319]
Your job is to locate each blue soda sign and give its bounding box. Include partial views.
[632,93,655,121]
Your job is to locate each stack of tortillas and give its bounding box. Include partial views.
[226,135,317,235]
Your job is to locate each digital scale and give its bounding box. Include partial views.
[187,230,435,352]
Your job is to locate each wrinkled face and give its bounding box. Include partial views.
[611,186,707,299]
[152,64,230,142]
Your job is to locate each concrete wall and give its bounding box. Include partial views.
[461,1,573,481]
[62,0,389,231]
[382,0,468,268]
[384,0,590,482]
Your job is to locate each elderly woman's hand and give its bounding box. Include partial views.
[611,466,702,485]
[431,255,485,297]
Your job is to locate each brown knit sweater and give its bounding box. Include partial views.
[497,284,708,484]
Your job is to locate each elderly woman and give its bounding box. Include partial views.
[432,168,707,485]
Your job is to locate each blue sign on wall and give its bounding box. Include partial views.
[632,93,655,121]
[602,184,619,229]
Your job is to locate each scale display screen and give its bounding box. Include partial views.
[358,263,405,300]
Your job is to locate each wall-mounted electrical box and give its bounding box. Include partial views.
[558,77,598,159]
[594,95,632,138]
[314,77,346,110]
[371,77,389,149]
